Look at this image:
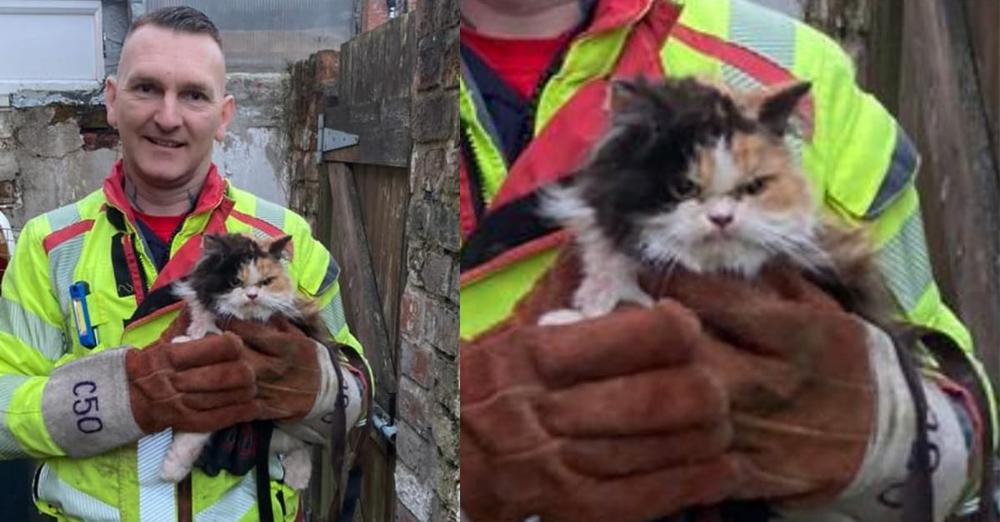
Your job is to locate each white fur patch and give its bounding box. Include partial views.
[710,140,740,194]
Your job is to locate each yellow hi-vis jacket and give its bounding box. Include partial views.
[459,0,996,474]
[0,161,367,521]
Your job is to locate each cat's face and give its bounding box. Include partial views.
[187,233,296,321]
[580,78,820,277]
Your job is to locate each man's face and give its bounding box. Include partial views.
[106,25,234,189]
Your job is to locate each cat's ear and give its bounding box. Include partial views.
[202,234,227,255]
[606,78,645,113]
[268,235,293,259]
[756,81,811,136]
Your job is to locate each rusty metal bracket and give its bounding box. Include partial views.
[317,114,359,163]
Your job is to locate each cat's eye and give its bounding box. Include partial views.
[258,276,275,287]
[670,178,701,200]
[739,176,772,197]
[229,276,242,287]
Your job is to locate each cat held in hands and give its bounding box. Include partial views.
[160,232,320,490]
[539,77,884,325]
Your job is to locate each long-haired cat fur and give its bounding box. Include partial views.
[539,77,889,325]
[160,232,321,490]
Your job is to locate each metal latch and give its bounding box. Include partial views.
[370,403,397,445]
[317,114,359,162]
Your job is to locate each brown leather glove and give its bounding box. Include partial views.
[126,312,261,433]
[653,265,875,507]
[461,253,740,522]
[223,317,322,421]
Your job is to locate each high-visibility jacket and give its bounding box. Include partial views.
[0,161,367,521]
[459,0,996,447]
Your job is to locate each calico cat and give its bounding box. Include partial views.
[160,232,318,490]
[540,77,884,325]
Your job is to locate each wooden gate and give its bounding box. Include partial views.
[312,13,415,522]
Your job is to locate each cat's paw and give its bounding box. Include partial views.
[171,335,192,343]
[538,309,586,326]
[160,458,191,483]
[618,287,655,309]
[575,278,654,318]
[282,452,313,491]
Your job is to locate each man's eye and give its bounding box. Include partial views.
[185,91,207,101]
[136,84,154,93]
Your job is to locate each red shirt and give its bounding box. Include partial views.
[461,27,573,99]
[134,210,184,244]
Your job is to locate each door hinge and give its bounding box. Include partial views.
[317,114,359,163]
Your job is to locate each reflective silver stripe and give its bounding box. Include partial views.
[729,0,796,69]
[35,464,120,521]
[877,211,934,312]
[254,198,286,232]
[137,430,176,522]
[724,0,804,164]
[865,125,919,218]
[48,235,86,317]
[0,374,29,458]
[319,293,347,336]
[46,203,81,233]
[317,256,341,295]
[0,298,66,361]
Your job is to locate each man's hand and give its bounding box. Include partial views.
[126,312,262,433]
[654,265,875,507]
[460,253,740,522]
[222,317,322,421]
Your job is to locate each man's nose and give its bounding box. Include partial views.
[153,95,182,131]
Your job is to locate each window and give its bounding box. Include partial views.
[0,1,104,93]
[145,0,353,72]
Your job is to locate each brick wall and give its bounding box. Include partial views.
[394,0,459,520]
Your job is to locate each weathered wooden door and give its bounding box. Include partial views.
[314,14,415,522]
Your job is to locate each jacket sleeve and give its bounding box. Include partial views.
[0,217,71,458]
[0,218,147,460]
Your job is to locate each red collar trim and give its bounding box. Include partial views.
[582,0,658,37]
[103,160,228,221]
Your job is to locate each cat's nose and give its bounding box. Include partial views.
[246,291,258,300]
[708,214,733,228]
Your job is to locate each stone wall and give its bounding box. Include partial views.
[394,0,459,520]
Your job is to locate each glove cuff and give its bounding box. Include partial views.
[42,348,144,457]
[781,321,971,521]
[279,342,363,445]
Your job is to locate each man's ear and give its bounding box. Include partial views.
[215,94,236,142]
[105,76,119,129]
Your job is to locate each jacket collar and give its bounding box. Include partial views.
[103,159,228,223]
[582,0,659,37]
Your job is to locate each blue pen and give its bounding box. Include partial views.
[69,282,98,348]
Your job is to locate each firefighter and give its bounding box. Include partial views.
[0,7,369,521]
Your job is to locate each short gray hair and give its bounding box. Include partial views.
[128,6,222,49]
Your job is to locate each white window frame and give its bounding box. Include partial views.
[0,0,104,94]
